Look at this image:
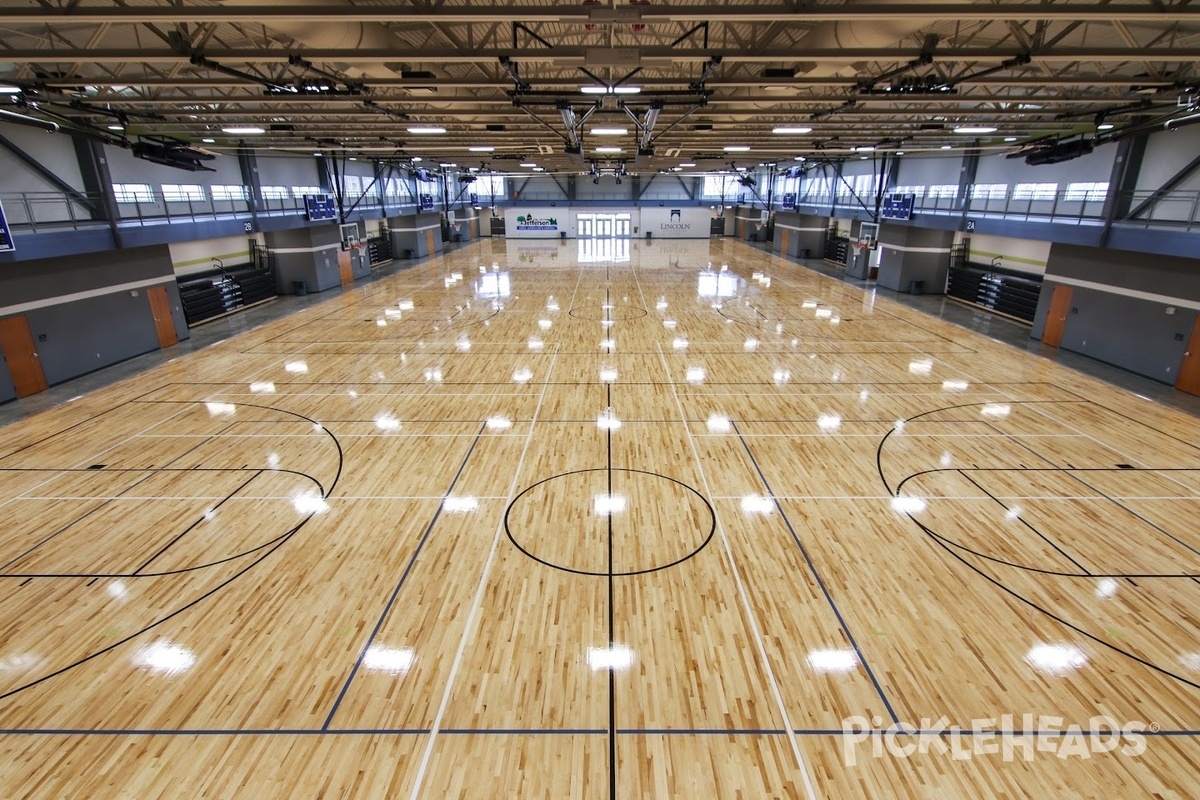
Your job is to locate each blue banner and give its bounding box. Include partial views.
[0,198,13,253]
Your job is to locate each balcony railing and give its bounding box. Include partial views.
[790,188,1200,231]
[1,191,428,234]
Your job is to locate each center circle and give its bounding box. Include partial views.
[568,305,648,321]
[505,467,715,576]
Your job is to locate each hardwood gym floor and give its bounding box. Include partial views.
[1,237,1198,798]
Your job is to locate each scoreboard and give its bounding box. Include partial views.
[304,194,337,221]
[881,192,915,220]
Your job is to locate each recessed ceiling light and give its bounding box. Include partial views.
[408,126,446,134]
[595,146,623,153]
[591,127,628,135]
[520,162,537,167]
[222,126,265,134]
[724,145,750,152]
[953,125,997,134]
[468,145,495,152]
[679,162,696,167]
[773,126,813,134]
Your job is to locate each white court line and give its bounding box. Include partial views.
[708,495,1200,501]
[641,327,820,791]
[0,401,201,516]
[407,258,588,799]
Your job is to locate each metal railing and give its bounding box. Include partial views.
[1,190,428,233]
[5,186,1200,236]
[791,188,1200,231]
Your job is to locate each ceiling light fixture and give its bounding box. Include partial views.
[595,146,623,153]
[407,126,446,134]
[953,125,997,134]
[679,162,696,167]
[520,162,537,167]
[468,145,495,152]
[724,145,750,152]
[591,127,628,135]
[222,126,265,134]
[773,126,813,134]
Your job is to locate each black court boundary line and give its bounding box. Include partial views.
[956,470,1092,575]
[0,402,345,700]
[133,469,264,575]
[877,400,1200,693]
[503,467,717,577]
[894,468,1200,578]
[0,420,241,574]
[322,421,487,730]
[983,414,1200,569]
[732,419,902,726]
[3,725,1200,736]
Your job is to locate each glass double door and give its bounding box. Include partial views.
[577,212,631,237]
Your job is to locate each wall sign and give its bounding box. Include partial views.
[0,199,15,253]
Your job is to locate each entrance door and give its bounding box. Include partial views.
[0,315,49,397]
[779,228,790,254]
[614,214,631,237]
[338,249,354,285]
[1176,314,1200,397]
[596,215,613,237]
[577,214,594,237]
[1042,285,1073,347]
[425,229,436,254]
[145,285,179,348]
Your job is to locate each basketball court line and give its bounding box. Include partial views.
[0,426,239,572]
[322,421,488,730]
[133,469,264,575]
[954,469,1092,575]
[730,419,903,722]
[875,341,1200,695]
[407,287,577,800]
[4,724,1198,736]
[642,300,821,797]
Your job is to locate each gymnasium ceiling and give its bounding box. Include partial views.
[2,0,1200,175]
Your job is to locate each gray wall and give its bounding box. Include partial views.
[27,289,164,385]
[0,356,14,404]
[266,224,342,293]
[877,224,953,293]
[0,243,186,389]
[256,155,321,189]
[1030,242,1200,383]
[0,122,86,193]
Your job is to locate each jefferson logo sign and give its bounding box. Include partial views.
[515,214,558,231]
